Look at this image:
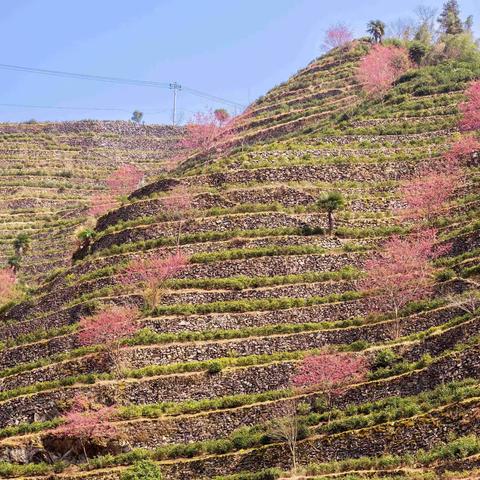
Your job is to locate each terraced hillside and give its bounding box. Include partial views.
[0,120,181,284]
[0,40,479,480]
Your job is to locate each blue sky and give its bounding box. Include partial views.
[0,0,478,124]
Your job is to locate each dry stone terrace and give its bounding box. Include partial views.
[0,40,479,480]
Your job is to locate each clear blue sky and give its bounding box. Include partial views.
[0,0,478,124]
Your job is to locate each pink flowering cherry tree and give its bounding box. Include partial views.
[88,193,118,218]
[361,229,448,337]
[123,252,188,309]
[50,395,118,463]
[459,80,480,131]
[445,136,480,166]
[357,44,411,96]
[0,267,16,304]
[292,352,368,409]
[322,24,354,51]
[88,164,144,218]
[78,306,140,374]
[270,351,367,473]
[399,168,461,222]
[106,164,144,198]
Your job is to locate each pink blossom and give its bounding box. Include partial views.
[78,306,139,348]
[0,267,16,302]
[357,45,411,96]
[88,193,118,217]
[106,164,144,198]
[445,136,480,166]
[292,353,367,397]
[51,395,118,457]
[123,252,188,308]
[399,169,461,221]
[361,229,447,321]
[322,24,353,51]
[459,81,480,131]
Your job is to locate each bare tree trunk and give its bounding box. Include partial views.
[81,441,89,464]
[328,211,334,234]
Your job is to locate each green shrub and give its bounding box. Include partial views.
[373,349,401,370]
[207,362,223,374]
[120,460,162,480]
[436,269,455,282]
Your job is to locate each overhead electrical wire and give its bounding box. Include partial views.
[0,63,246,109]
[0,103,199,116]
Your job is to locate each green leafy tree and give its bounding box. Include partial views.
[13,233,30,257]
[120,460,162,480]
[409,41,428,64]
[438,0,464,34]
[443,32,480,62]
[7,255,20,273]
[76,228,96,256]
[464,15,474,31]
[131,110,144,124]
[367,20,386,43]
[316,192,345,234]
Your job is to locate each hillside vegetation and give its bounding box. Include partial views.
[0,18,479,480]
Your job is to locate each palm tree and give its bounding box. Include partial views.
[367,20,386,43]
[316,192,345,234]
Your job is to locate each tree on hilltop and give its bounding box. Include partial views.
[438,0,464,34]
[367,20,386,43]
[179,112,223,153]
[214,108,230,125]
[357,44,411,97]
[322,24,354,51]
[176,110,235,167]
[131,110,144,124]
[414,5,437,40]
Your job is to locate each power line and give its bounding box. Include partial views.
[0,103,132,112]
[0,63,245,109]
[0,102,200,121]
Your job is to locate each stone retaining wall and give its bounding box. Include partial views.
[131,162,418,200]
[0,339,478,430]
[0,306,471,395]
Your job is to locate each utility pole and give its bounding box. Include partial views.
[169,82,182,126]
